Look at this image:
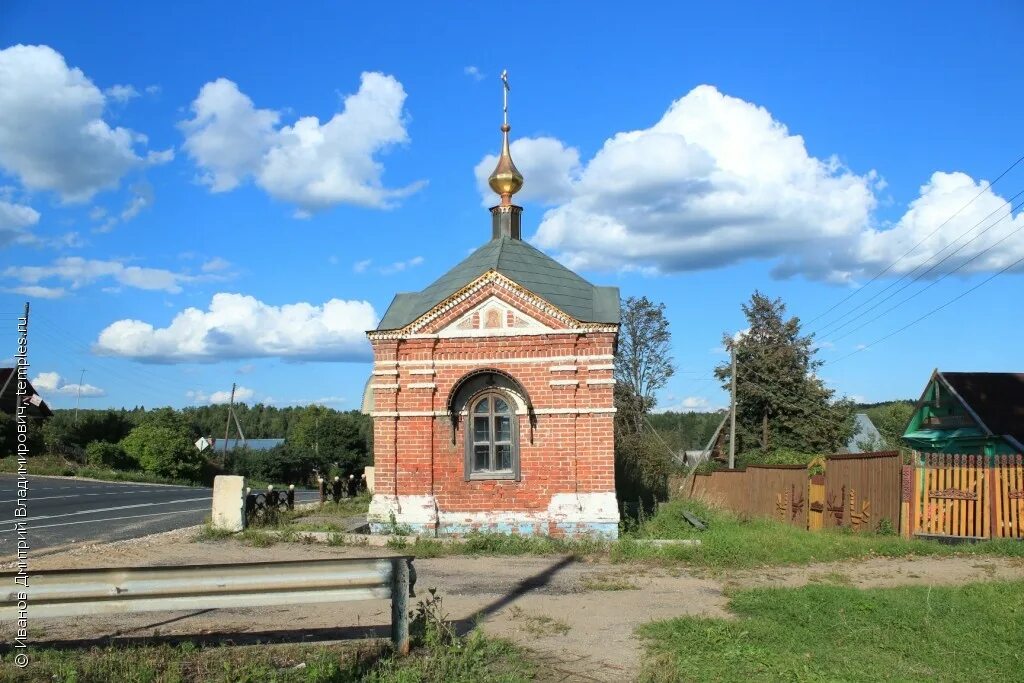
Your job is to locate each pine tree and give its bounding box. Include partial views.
[715,291,854,456]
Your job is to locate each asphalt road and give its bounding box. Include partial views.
[0,475,321,557]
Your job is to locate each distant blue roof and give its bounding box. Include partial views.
[213,438,284,452]
[845,413,882,453]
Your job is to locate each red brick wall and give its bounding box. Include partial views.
[370,320,617,514]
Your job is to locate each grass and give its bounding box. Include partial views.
[196,495,1024,571]
[0,455,197,487]
[385,532,607,558]
[612,499,1024,570]
[638,580,1024,682]
[378,500,1024,568]
[0,632,535,682]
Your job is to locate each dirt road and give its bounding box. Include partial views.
[5,530,1024,682]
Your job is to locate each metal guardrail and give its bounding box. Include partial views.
[0,556,416,654]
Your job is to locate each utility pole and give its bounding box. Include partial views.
[74,369,86,425]
[222,382,236,462]
[729,341,737,469]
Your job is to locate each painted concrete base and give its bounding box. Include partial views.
[367,491,620,539]
[211,475,246,532]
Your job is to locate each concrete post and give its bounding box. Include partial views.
[212,475,246,531]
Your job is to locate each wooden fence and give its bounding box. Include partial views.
[908,453,1024,540]
[689,465,808,528]
[822,453,903,532]
[686,451,902,533]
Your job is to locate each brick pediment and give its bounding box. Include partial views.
[368,270,619,340]
[419,273,573,336]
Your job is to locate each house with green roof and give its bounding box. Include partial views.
[902,370,1024,456]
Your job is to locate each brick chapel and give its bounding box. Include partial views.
[366,89,621,537]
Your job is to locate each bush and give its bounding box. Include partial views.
[85,441,136,469]
[120,422,203,480]
[227,444,311,485]
[738,448,820,467]
[615,429,672,507]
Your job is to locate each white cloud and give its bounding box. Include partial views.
[0,45,170,202]
[353,258,372,273]
[193,385,255,404]
[32,371,106,398]
[0,199,40,247]
[119,182,154,221]
[94,292,378,363]
[5,285,65,299]
[5,257,207,294]
[814,171,1024,282]
[378,255,424,275]
[180,72,424,212]
[655,395,720,413]
[179,78,280,192]
[105,84,139,103]
[477,84,1024,281]
[464,66,485,81]
[201,256,231,273]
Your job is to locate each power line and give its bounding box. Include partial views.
[804,153,1024,327]
[829,252,1024,365]
[830,216,1024,343]
[818,196,1024,339]
[812,187,1024,337]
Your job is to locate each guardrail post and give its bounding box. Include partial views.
[391,558,410,655]
[287,485,295,511]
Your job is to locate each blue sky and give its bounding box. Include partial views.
[1,1,1021,415]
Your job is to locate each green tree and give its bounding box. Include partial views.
[286,406,370,475]
[715,291,854,456]
[120,417,202,480]
[613,296,677,506]
[85,441,135,470]
[615,296,676,435]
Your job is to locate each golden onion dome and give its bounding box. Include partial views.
[488,123,524,203]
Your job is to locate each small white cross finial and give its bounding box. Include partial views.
[501,69,510,126]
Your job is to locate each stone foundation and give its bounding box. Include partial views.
[368,492,620,539]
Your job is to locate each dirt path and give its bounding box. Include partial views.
[6,532,1024,682]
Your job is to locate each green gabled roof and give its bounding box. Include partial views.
[377,237,620,330]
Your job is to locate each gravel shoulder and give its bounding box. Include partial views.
[6,532,1024,682]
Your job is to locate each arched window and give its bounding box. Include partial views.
[465,392,519,480]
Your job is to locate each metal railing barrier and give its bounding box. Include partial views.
[0,556,416,654]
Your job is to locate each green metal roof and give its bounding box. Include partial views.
[377,237,620,330]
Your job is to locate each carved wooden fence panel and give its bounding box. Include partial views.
[822,452,903,532]
[909,453,1024,540]
[687,452,902,533]
[688,465,808,528]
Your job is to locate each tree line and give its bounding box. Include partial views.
[1,403,372,486]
